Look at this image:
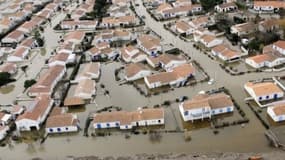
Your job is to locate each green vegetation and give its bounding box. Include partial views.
[0,72,15,86]
[83,0,108,19]
[24,79,37,89]
[200,0,223,11]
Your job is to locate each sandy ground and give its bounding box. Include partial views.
[59,152,285,160]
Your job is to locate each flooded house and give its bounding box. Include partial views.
[146,54,187,71]
[137,34,162,56]
[230,22,257,36]
[15,95,54,131]
[120,45,147,63]
[1,30,25,44]
[174,20,194,35]
[0,63,17,75]
[0,112,12,126]
[211,44,242,62]
[144,63,195,89]
[253,1,285,13]
[48,52,76,67]
[63,31,86,45]
[100,15,137,28]
[74,63,101,82]
[60,20,98,30]
[199,34,223,48]
[28,65,66,97]
[267,103,285,122]
[214,2,237,13]
[93,29,132,44]
[179,92,234,122]
[124,63,152,81]
[10,105,25,120]
[46,113,79,134]
[244,81,284,103]
[93,108,164,130]
[73,79,96,100]
[7,47,30,62]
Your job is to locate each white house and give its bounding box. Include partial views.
[199,34,223,48]
[0,112,12,126]
[273,40,285,55]
[215,2,237,13]
[267,104,285,122]
[137,34,162,56]
[125,63,152,81]
[74,79,96,100]
[253,1,285,13]
[75,63,101,82]
[245,53,285,69]
[93,108,164,130]
[45,114,79,134]
[15,96,54,131]
[244,81,284,103]
[174,20,194,35]
[28,65,66,97]
[211,44,241,62]
[60,20,98,30]
[231,22,256,36]
[48,52,76,67]
[179,93,234,122]
[120,46,147,63]
[7,47,30,62]
[156,54,187,71]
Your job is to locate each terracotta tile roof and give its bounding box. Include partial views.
[146,72,177,84]
[46,114,78,128]
[272,104,285,116]
[64,97,85,106]
[4,30,24,40]
[175,20,191,32]
[16,95,53,121]
[254,1,285,8]
[274,40,285,50]
[74,79,96,96]
[125,63,148,78]
[182,93,233,110]
[0,63,17,73]
[77,62,100,79]
[12,47,29,57]
[172,63,195,78]
[245,82,283,97]
[138,34,160,50]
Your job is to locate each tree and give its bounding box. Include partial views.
[0,72,14,86]
[24,79,37,89]
[200,0,223,11]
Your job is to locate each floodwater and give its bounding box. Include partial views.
[0,1,285,159]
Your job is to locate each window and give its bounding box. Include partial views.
[115,123,119,127]
[106,123,110,127]
[259,97,262,100]
[49,128,53,132]
[57,128,61,132]
[227,107,231,112]
[97,124,101,129]
[266,96,269,99]
[184,111,189,116]
[158,120,161,123]
[212,110,215,114]
[219,109,223,113]
[125,126,128,129]
[66,127,68,130]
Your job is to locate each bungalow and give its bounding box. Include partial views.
[245,52,285,69]
[0,63,17,75]
[188,16,209,29]
[28,65,66,97]
[7,47,30,62]
[60,20,98,30]
[137,34,162,56]
[174,20,194,35]
[211,44,241,62]
[199,34,223,48]
[172,0,192,7]
[16,95,54,131]
[161,4,202,19]
[244,81,284,103]
[144,72,178,89]
[94,30,132,43]
[18,20,38,33]
[36,9,53,19]
[179,92,234,122]
[74,79,96,100]
[75,62,101,82]
[2,30,25,44]
[267,103,285,122]
[230,22,257,36]
[125,63,152,81]
[101,15,136,28]
[120,45,147,63]
[48,52,76,67]
[93,108,164,130]
[64,31,85,45]
[253,1,285,13]
[0,18,16,34]
[7,11,30,22]
[156,54,187,71]
[272,40,285,55]
[215,2,237,13]
[58,42,75,54]
[46,114,79,134]
[20,37,37,49]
